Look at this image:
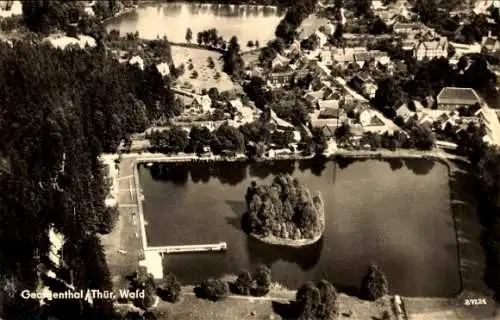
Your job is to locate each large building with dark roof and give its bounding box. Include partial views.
[436,87,482,111]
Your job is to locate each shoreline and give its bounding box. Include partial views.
[121,148,468,164]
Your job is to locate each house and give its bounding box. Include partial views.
[192,95,212,113]
[353,52,372,68]
[269,109,295,130]
[228,98,243,109]
[317,99,340,110]
[413,38,448,61]
[267,71,295,88]
[436,112,457,130]
[395,103,415,122]
[46,35,97,50]
[318,107,344,119]
[285,39,301,55]
[314,30,328,48]
[393,23,422,35]
[349,73,378,99]
[332,47,366,64]
[315,60,331,79]
[370,50,391,66]
[321,125,337,139]
[129,55,144,70]
[319,49,333,66]
[474,105,500,146]
[436,87,481,111]
[359,109,385,127]
[156,62,170,76]
[304,90,325,107]
[322,22,336,36]
[481,31,500,53]
[272,54,291,70]
[417,114,434,130]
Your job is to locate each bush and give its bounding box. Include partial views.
[128,272,157,310]
[296,280,339,320]
[253,265,271,296]
[233,270,253,295]
[190,70,199,79]
[157,273,182,303]
[197,279,229,301]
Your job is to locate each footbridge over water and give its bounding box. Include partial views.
[147,242,227,255]
[140,242,227,279]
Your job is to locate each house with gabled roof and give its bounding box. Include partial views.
[192,95,212,113]
[481,31,500,53]
[436,87,481,111]
[414,37,448,61]
[271,54,291,70]
[395,103,415,122]
[317,99,340,110]
[314,30,328,48]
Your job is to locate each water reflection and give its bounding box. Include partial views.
[105,2,284,45]
[246,235,323,271]
[385,158,404,171]
[404,158,435,175]
[147,158,436,185]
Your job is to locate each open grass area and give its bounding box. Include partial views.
[117,292,395,320]
[171,45,237,93]
[101,157,144,291]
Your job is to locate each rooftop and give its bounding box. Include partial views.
[317,99,340,109]
[436,87,481,106]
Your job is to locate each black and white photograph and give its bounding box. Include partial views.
[0,0,500,319]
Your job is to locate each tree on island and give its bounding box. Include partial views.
[360,263,389,301]
[243,174,324,242]
[185,27,192,43]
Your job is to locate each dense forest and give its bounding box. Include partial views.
[0,39,175,319]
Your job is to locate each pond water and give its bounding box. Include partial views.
[139,158,461,297]
[105,3,285,48]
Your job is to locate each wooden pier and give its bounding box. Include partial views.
[146,242,227,255]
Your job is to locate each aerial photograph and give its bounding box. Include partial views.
[1,0,500,319]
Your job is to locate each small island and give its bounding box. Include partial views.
[242,174,325,247]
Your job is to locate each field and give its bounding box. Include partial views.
[171,45,237,93]
[116,291,396,320]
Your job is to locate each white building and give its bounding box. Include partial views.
[156,62,170,76]
[314,30,328,48]
[129,55,145,70]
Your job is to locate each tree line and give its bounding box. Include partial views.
[0,39,176,319]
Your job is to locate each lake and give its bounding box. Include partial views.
[139,158,461,297]
[105,3,285,48]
